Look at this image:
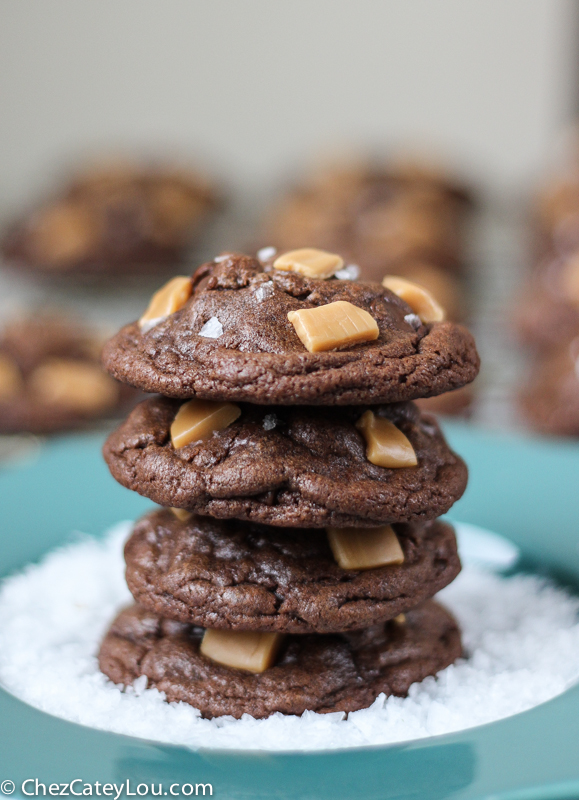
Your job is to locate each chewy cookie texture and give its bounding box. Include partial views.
[98,601,461,719]
[104,397,467,527]
[123,509,460,634]
[102,251,479,405]
[99,247,479,718]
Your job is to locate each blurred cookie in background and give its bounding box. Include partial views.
[534,166,579,262]
[415,384,475,419]
[516,249,579,352]
[519,337,579,437]
[1,160,221,278]
[260,154,474,322]
[517,138,579,436]
[0,313,136,434]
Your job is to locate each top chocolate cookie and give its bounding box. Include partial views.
[102,251,479,405]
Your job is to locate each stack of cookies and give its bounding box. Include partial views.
[98,247,479,719]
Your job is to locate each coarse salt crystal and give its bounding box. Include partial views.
[255,282,275,302]
[139,317,164,334]
[214,254,231,263]
[420,418,438,437]
[257,246,277,262]
[263,413,278,430]
[199,317,223,338]
[131,674,148,696]
[404,313,422,330]
[335,264,360,280]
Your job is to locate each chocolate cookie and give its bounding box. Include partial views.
[104,398,467,527]
[102,254,479,405]
[515,255,579,352]
[262,159,472,281]
[2,162,219,277]
[534,172,579,261]
[124,509,461,634]
[98,600,461,719]
[415,384,474,418]
[519,338,579,436]
[0,314,134,434]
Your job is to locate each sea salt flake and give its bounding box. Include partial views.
[255,282,275,302]
[263,413,278,431]
[139,316,165,334]
[335,264,360,280]
[420,418,438,437]
[214,254,231,263]
[199,317,223,338]
[404,313,422,330]
[257,246,277,262]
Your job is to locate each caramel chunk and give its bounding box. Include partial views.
[326,525,404,570]
[139,276,192,332]
[0,354,24,400]
[288,301,379,353]
[200,629,284,673]
[393,613,407,625]
[274,248,344,279]
[356,410,418,468]
[382,275,445,323]
[403,261,463,321]
[28,359,119,413]
[171,507,192,522]
[170,398,241,448]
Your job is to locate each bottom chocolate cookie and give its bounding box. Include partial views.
[99,600,461,719]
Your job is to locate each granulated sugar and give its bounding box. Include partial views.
[0,521,578,752]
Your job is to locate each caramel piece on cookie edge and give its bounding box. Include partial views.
[200,629,285,673]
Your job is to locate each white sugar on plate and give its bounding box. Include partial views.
[0,522,578,752]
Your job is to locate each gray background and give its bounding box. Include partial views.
[0,0,576,206]
[0,0,577,430]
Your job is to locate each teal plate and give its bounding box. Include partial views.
[1,423,579,800]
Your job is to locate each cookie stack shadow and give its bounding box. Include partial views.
[97,248,480,719]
